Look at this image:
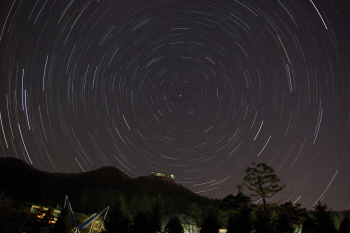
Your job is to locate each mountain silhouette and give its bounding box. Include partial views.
[0,157,211,212]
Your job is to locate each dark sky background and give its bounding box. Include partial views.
[0,0,350,211]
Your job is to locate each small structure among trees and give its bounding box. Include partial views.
[161,213,199,233]
[150,171,176,182]
[52,195,109,233]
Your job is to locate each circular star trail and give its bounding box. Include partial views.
[0,0,350,210]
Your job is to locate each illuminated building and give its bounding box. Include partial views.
[150,171,176,182]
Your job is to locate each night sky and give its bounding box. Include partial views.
[0,0,350,211]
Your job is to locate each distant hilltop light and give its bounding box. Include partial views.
[150,171,175,182]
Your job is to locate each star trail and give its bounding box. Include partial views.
[0,0,350,210]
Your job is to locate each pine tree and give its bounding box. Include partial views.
[276,206,294,233]
[243,163,286,217]
[313,202,337,233]
[227,206,252,233]
[301,216,317,233]
[104,195,130,233]
[132,210,150,233]
[220,191,251,211]
[200,208,220,233]
[149,194,164,233]
[186,202,202,227]
[221,191,252,233]
[254,206,275,233]
[0,191,15,232]
[276,202,307,233]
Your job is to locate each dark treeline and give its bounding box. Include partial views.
[1,160,350,233]
[68,187,214,217]
[1,188,350,233]
[219,192,350,233]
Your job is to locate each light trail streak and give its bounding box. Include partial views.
[0,112,9,148]
[42,55,49,91]
[310,0,328,30]
[75,157,85,172]
[0,0,16,42]
[254,120,263,140]
[313,109,323,144]
[194,186,218,194]
[24,90,31,130]
[293,196,301,204]
[313,170,338,206]
[18,124,33,164]
[257,135,271,157]
[123,115,131,130]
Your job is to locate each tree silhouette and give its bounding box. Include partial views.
[0,192,30,233]
[149,194,164,233]
[219,191,251,212]
[301,216,317,233]
[200,208,220,233]
[292,203,308,233]
[243,162,286,217]
[333,212,346,231]
[312,202,337,233]
[186,202,203,227]
[164,216,184,233]
[227,206,252,233]
[301,202,337,233]
[220,191,252,233]
[132,210,150,233]
[339,218,350,233]
[276,203,296,233]
[254,206,275,233]
[104,195,130,233]
[0,191,15,232]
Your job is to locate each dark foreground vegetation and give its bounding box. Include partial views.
[0,158,349,233]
